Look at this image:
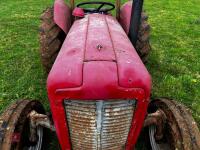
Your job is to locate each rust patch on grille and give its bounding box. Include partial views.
[64,100,136,150]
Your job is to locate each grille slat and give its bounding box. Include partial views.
[64,100,136,150]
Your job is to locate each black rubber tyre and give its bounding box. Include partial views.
[39,7,66,73]
[146,98,200,150]
[0,100,47,150]
[135,12,151,63]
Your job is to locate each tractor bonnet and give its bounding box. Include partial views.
[47,14,151,100]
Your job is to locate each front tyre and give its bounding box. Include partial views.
[147,98,200,150]
[0,100,46,150]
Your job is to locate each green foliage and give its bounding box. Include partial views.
[0,0,199,148]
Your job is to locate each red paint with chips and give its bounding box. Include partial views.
[47,1,151,150]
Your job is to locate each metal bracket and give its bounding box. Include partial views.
[28,111,55,142]
[144,109,167,140]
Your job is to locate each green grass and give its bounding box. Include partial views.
[0,0,199,148]
[145,0,200,124]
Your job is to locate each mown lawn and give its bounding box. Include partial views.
[0,0,200,149]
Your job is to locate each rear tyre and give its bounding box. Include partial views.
[147,98,200,150]
[0,100,47,150]
[39,7,66,73]
[135,12,151,63]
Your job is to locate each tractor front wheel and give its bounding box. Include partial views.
[0,100,46,150]
[146,98,200,150]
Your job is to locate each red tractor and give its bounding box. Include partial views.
[0,0,199,150]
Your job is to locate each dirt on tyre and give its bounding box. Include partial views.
[39,7,66,73]
[147,98,200,150]
[136,12,151,63]
[0,100,47,150]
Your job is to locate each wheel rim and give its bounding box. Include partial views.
[28,126,44,150]
[149,125,171,150]
[149,125,160,150]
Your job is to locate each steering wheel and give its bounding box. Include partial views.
[77,1,115,14]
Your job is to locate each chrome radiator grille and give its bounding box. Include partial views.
[64,100,136,150]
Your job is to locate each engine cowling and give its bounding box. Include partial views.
[47,14,151,150]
